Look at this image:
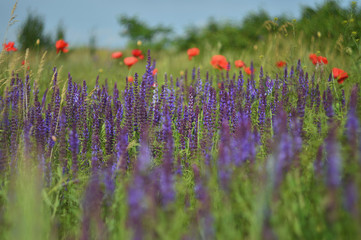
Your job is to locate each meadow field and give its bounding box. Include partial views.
[0,1,361,240]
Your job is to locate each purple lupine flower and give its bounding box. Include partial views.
[325,126,341,189]
[314,84,321,133]
[69,122,79,175]
[218,120,233,190]
[126,84,134,136]
[168,78,176,118]
[58,111,68,173]
[273,108,293,190]
[80,81,89,157]
[9,85,19,169]
[209,87,217,131]
[127,173,146,240]
[343,85,360,216]
[323,87,334,120]
[133,73,139,132]
[237,70,244,97]
[113,82,124,141]
[115,126,128,172]
[105,99,114,155]
[65,73,73,126]
[258,77,266,134]
[188,85,196,124]
[91,104,102,171]
[281,76,289,110]
[34,93,45,154]
[190,106,199,155]
[152,99,161,127]
[244,79,252,119]
[296,74,306,137]
[137,128,152,173]
[81,175,106,240]
[346,85,359,151]
[289,66,294,81]
[192,164,214,240]
[233,112,256,165]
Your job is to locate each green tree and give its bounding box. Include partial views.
[17,13,52,50]
[118,15,172,44]
[56,22,66,40]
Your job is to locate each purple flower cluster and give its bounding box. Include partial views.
[0,52,358,238]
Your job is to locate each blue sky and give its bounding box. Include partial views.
[0,0,356,49]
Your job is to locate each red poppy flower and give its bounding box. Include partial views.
[276,61,286,68]
[128,76,134,83]
[309,53,327,65]
[124,56,138,69]
[56,39,69,53]
[210,55,228,70]
[139,54,144,60]
[111,51,123,59]
[309,53,317,61]
[187,47,200,60]
[332,67,348,84]
[152,68,158,76]
[243,66,254,75]
[132,49,142,57]
[3,42,17,52]
[318,56,328,64]
[234,60,245,68]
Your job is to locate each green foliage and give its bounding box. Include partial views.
[17,13,52,50]
[118,15,172,46]
[55,22,66,41]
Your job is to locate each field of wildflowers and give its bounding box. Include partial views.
[0,2,361,240]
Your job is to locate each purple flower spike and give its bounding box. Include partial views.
[325,126,341,189]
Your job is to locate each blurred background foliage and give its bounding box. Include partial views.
[6,0,360,92]
[17,1,361,53]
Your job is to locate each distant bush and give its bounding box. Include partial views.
[17,13,52,50]
[118,15,172,48]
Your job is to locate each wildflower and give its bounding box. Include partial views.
[56,39,69,53]
[318,56,328,64]
[128,76,134,83]
[124,56,138,69]
[234,60,245,68]
[137,40,142,46]
[3,41,17,52]
[332,67,348,84]
[309,53,327,65]
[244,66,253,75]
[276,61,286,68]
[210,55,228,70]
[132,49,142,58]
[187,47,200,60]
[309,53,318,64]
[111,51,123,59]
[152,68,158,76]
